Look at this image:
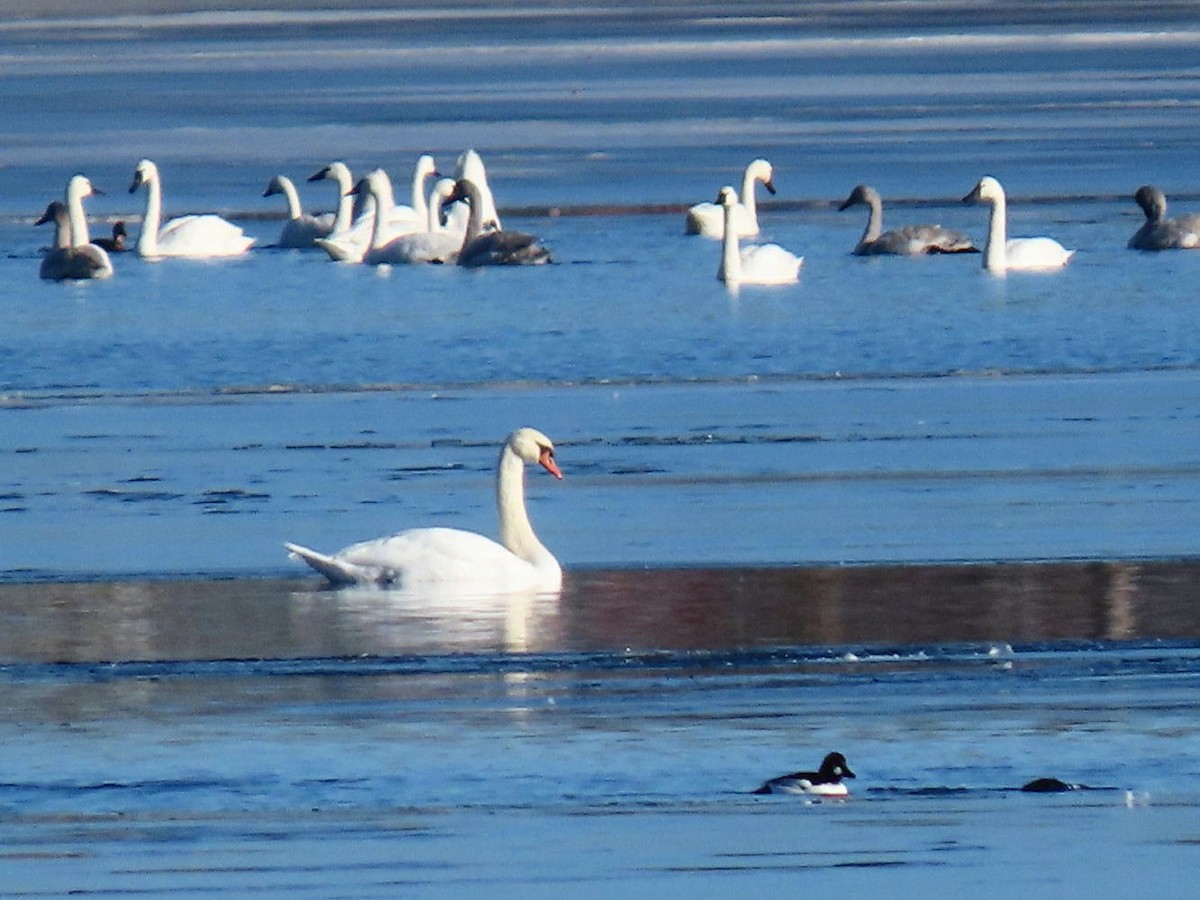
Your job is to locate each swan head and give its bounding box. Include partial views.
[262,175,292,198]
[34,201,67,227]
[414,154,439,179]
[747,158,776,194]
[346,169,392,200]
[67,175,103,203]
[130,159,159,193]
[446,178,483,207]
[433,177,457,201]
[963,175,1004,205]
[308,161,351,185]
[715,185,739,208]
[1134,184,1168,222]
[838,183,878,211]
[508,427,563,480]
[455,149,489,186]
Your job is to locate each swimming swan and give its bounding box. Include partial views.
[129,159,254,258]
[962,176,1073,273]
[686,158,775,238]
[1127,185,1200,251]
[285,427,564,592]
[716,185,801,285]
[839,184,977,256]
[447,178,551,267]
[35,198,113,281]
[263,174,334,248]
[365,177,461,265]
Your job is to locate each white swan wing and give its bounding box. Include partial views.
[289,527,546,591]
[1004,237,1073,270]
[740,243,803,284]
[155,214,254,257]
[278,214,334,249]
[367,231,460,265]
[686,202,756,238]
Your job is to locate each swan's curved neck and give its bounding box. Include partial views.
[496,444,557,576]
[66,187,90,248]
[428,190,446,233]
[138,175,163,255]
[280,179,303,220]
[367,178,396,249]
[332,171,354,233]
[740,169,760,219]
[51,208,72,250]
[459,183,485,249]
[411,168,430,225]
[719,202,741,282]
[861,195,883,244]
[983,194,1007,273]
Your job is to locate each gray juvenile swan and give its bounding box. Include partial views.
[839,184,977,256]
[447,178,551,267]
[35,199,113,281]
[1127,185,1200,251]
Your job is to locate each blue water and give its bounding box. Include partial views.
[3,3,1200,896]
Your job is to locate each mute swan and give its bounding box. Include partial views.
[364,177,461,265]
[1127,185,1200,250]
[263,174,334,248]
[715,185,801,285]
[314,158,432,263]
[753,752,856,797]
[839,184,977,256]
[285,427,564,592]
[447,178,551,267]
[307,162,356,236]
[963,176,1073,273]
[92,221,128,253]
[686,158,775,238]
[129,159,254,258]
[35,200,113,281]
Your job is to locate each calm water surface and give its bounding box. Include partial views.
[3,3,1200,897]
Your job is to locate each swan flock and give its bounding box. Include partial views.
[43,151,1179,285]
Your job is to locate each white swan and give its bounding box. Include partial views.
[263,174,334,248]
[365,177,461,265]
[314,157,434,263]
[839,184,977,256]
[447,178,552,267]
[307,162,356,236]
[35,199,113,281]
[1127,185,1200,251]
[962,176,1073,273]
[285,427,564,592]
[715,185,801,285]
[445,149,501,237]
[129,159,254,258]
[686,158,775,238]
